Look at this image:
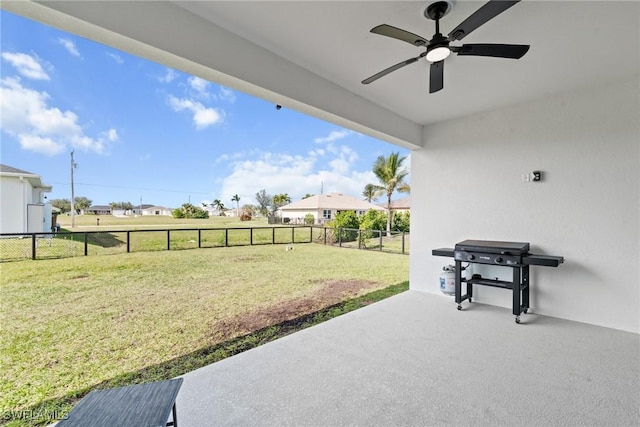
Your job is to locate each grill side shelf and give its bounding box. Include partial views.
[432,248,454,257]
[523,254,564,267]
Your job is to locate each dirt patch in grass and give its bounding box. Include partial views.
[214,279,377,339]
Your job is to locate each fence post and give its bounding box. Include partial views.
[167,230,171,250]
[338,228,342,247]
[250,228,253,245]
[225,229,228,247]
[31,234,36,260]
[402,231,406,254]
[272,227,275,244]
[291,227,295,243]
[358,229,362,249]
[379,230,383,251]
[127,231,130,253]
[198,229,202,248]
[309,226,312,243]
[84,232,88,256]
[323,227,327,245]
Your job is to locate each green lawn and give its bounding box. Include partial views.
[0,244,408,425]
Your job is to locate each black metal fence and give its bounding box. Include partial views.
[0,226,409,262]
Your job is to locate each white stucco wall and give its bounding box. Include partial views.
[0,176,29,234]
[411,75,640,333]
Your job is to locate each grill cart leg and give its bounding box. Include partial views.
[512,266,522,323]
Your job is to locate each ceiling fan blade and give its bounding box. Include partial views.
[429,61,444,93]
[455,43,529,59]
[370,24,429,47]
[448,0,521,41]
[362,53,425,84]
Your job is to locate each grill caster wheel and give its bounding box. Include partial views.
[468,298,472,303]
[457,304,462,311]
[523,308,528,314]
[515,316,521,324]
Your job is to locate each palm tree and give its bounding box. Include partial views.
[362,184,380,203]
[231,194,241,217]
[371,152,410,234]
[212,199,224,215]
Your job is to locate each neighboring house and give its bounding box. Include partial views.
[379,196,410,215]
[140,205,173,216]
[87,205,112,215]
[0,164,53,234]
[279,192,386,225]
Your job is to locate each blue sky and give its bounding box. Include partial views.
[0,11,410,209]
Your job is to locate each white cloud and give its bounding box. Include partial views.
[157,68,178,83]
[219,86,236,103]
[107,53,124,64]
[1,52,50,80]
[188,76,210,98]
[314,129,353,144]
[18,135,65,156]
[218,147,373,204]
[0,77,116,156]
[59,38,81,57]
[167,95,222,129]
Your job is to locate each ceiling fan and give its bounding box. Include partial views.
[361,0,529,93]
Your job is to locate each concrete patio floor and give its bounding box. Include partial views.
[176,290,639,426]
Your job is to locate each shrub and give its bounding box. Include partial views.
[239,211,252,221]
[304,214,315,225]
[359,209,387,232]
[393,211,410,232]
[327,211,359,242]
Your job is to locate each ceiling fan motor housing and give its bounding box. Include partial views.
[422,0,456,21]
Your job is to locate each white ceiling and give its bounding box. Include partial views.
[3,1,639,147]
[172,0,640,125]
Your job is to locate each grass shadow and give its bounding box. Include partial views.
[56,229,124,248]
[4,281,409,426]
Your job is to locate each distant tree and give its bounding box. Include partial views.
[50,198,71,213]
[74,196,92,213]
[212,199,224,213]
[302,193,314,199]
[110,201,134,210]
[172,203,209,219]
[272,193,291,213]
[255,190,271,216]
[231,194,241,217]
[362,184,381,203]
[370,152,410,234]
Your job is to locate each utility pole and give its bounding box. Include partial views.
[70,150,77,228]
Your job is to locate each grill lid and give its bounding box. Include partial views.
[455,240,530,255]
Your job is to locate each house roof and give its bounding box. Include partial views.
[0,164,37,176]
[88,205,112,211]
[0,164,52,192]
[379,196,410,210]
[281,192,385,212]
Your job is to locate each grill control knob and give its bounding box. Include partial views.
[467,254,475,261]
[495,257,503,263]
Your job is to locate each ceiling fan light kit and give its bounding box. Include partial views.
[362,0,529,93]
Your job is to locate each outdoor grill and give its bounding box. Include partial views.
[433,240,564,323]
